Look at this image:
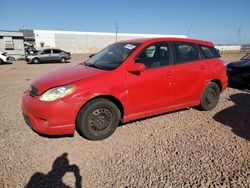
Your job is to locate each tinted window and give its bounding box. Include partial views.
[53,49,62,54]
[174,42,200,64]
[200,45,220,59]
[135,43,170,69]
[42,49,51,54]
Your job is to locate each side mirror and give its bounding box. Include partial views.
[89,53,96,58]
[127,63,145,73]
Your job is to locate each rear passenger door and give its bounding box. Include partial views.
[173,42,208,105]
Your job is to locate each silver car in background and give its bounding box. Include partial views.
[26,48,71,64]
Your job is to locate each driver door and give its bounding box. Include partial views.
[126,42,175,116]
[40,49,52,61]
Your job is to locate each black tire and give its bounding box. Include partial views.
[60,57,66,63]
[0,58,3,64]
[77,98,121,140]
[32,58,40,64]
[199,82,220,111]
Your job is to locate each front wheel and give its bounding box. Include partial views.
[199,82,220,111]
[32,58,40,64]
[77,98,121,140]
[60,57,66,63]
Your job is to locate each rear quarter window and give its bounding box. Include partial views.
[200,45,220,59]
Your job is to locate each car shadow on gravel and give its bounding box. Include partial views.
[25,153,82,188]
[37,133,74,139]
[213,93,250,141]
[0,62,13,65]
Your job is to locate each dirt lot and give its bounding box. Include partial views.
[0,53,249,188]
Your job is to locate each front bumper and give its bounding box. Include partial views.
[25,57,32,62]
[227,71,250,85]
[21,91,84,135]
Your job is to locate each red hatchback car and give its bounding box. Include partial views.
[22,38,227,140]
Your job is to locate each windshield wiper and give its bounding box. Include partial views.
[85,62,112,70]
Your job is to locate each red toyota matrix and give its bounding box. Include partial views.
[22,38,227,140]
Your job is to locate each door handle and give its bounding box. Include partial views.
[166,71,174,77]
[200,65,206,70]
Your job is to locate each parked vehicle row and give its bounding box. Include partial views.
[22,37,228,140]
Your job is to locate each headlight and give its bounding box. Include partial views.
[39,85,76,101]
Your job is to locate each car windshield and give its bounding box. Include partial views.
[241,54,250,60]
[85,43,141,70]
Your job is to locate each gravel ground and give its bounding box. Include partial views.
[0,53,249,188]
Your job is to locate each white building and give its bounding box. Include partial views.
[33,30,186,53]
[0,30,25,58]
[215,45,241,52]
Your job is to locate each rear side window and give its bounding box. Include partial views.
[174,42,200,64]
[53,49,62,54]
[200,45,220,59]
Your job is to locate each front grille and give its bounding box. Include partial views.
[29,85,38,97]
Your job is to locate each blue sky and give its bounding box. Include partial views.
[0,0,249,44]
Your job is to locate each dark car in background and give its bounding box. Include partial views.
[26,48,71,64]
[227,53,250,87]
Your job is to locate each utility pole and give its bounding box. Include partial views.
[23,25,26,42]
[115,20,119,42]
[237,26,242,45]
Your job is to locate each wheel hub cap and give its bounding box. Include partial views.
[89,108,112,132]
[206,88,216,104]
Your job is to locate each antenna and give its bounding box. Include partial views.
[186,24,193,38]
[115,20,119,42]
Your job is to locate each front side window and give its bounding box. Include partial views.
[200,45,220,59]
[135,43,170,69]
[42,49,51,54]
[85,43,140,70]
[174,42,200,64]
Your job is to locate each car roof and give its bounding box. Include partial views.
[118,37,214,47]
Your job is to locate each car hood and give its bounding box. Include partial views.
[32,64,107,94]
[227,60,250,68]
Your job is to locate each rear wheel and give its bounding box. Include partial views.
[32,58,40,64]
[0,58,3,64]
[77,98,120,140]
[199,82,220,111]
